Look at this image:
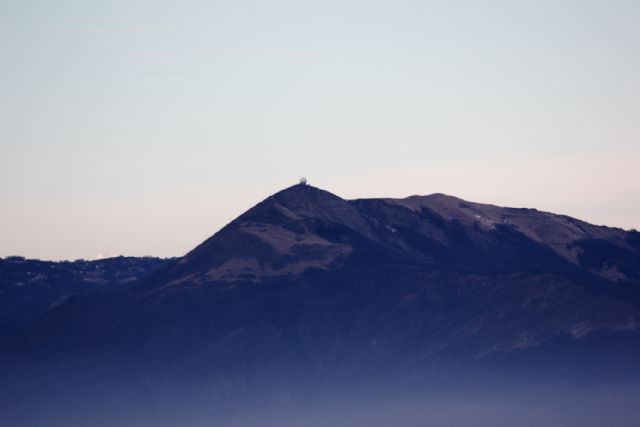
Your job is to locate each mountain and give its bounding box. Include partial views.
[2,184,640,426]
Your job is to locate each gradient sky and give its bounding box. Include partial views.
[1,0,639,260]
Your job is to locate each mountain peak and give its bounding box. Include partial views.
[168,185,638,286]
[269,184,347,215]
[168,183,366,284]
[272,182,337,201]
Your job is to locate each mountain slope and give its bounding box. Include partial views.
[0,256,172,343]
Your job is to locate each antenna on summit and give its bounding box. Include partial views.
[299,177,307,186]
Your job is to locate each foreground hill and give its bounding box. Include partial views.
[2,184,640,426]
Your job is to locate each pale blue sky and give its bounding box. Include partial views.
[1,1,639,260]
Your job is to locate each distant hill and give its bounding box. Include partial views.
[0,256,173,340]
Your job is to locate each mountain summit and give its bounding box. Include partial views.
[160,184,639,287]
[163,184,370,285]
